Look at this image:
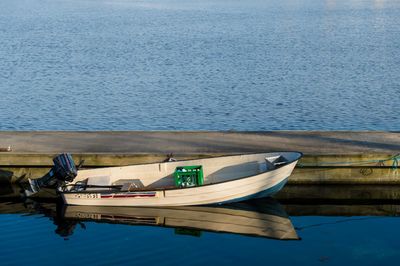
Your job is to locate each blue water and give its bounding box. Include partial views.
[1,200,400,266]
[0,0,399,130]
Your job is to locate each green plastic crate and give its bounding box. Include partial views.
[174,165,204,188]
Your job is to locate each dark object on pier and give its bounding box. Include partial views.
[0,146,12,152]
[163,153,177,162]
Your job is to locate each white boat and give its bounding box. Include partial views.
[59,152,302,206]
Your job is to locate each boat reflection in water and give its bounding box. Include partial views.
[0,198,299,240]
[64,198,299,240]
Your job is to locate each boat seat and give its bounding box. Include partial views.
[265,156,289,170]
[87,175,110,186]
[121,182,146,191]
[113,179,144,188]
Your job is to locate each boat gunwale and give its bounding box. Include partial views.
[62,151,302,194]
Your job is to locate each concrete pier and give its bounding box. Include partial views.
[0,131,399,185]
[1,131,399,154]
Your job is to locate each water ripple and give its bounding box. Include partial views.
[0,0,399,130]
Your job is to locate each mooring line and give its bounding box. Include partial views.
[298,154,400,170]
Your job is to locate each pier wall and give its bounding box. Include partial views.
[0,131,399,185]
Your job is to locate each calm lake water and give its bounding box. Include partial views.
[1,198,400,266]
[0,0,399,130]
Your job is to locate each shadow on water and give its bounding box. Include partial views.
[277,184,400,202]
[2,193,400,241]
[0,168,27,187]
[0,169,14,184]
[0,197,299,240]
[2,181,400,241]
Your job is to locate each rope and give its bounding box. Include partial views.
[298,153,400,170]
[392,154,399,170]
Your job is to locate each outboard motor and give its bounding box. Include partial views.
[28,153,78,194]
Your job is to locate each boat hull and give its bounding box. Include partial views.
[61,158,298,207]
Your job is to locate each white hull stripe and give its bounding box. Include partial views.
[100,192,156,199]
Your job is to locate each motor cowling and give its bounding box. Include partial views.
[29,153,78,192]
[52,153,77,183]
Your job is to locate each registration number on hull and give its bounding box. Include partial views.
[73,193,99,199]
